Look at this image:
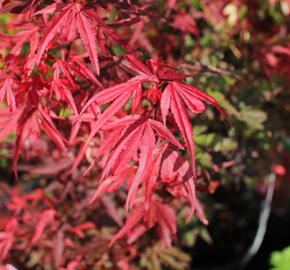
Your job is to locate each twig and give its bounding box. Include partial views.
[192,170,276,270]
[180,62,243,80]
[239,170,276,268]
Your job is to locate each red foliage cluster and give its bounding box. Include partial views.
[0,0,235,268]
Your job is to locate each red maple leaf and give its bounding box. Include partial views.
[109,197,177,248]
[91,115,183,209]
[34,2,120,75]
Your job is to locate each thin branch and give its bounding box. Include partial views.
[180,62,243,80]
[192,170,277,270]
[239,170,276,268]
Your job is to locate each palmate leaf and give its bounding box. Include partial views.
[161,81,230,181]
[75,4,99,75]
[168,86,197,212]
[101,118,146,181]
[34,2,124,75]
[33,2,65,16]
[68,56,103,87]
[0,78,16,112]
[38,107,67,151]
[122,54,153,76]
[71,77,145,172]
[11,105,67,177]
[109,205,145,247]
[51,62,78,115]
[35,3,105,75]
[71,90,134,173]
[173,81,230,123]
[109,198,177,248]
[111,126,143,175]
[172,12,199,36]
[0,108,22,140]
[85,115,185,218]
[100,195,123,227]
[35,4,72,65]
[0,23,39,56]
[144,150,162,210]
[160,81,229,217]
[155,202,177,247]
[0,231,14,261]
[161,147,197,220]
[60,8,77,42]
[0,218,17,261]
[99,115,183,209]
[103,116,183,150]
[79,76,146,114]
[31,209,56,245]
[83,7,123,42]
[89,168,133,204]
[126,123,155,209]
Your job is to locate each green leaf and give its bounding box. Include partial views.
[182,230,197,246]
[196,148,213,168]
[207,89,240,117]
[151,253,162,270]
[194,125,208,136]
[59,107,73,117]
[0,13,11,23]
[240,106,267,130]
[0,148,8,168]
[213,137,238,152]
[159,253,184,270]
[21,42,30,55]
[107,8,118,24]
[195,133,237,152]
[195,133,215,147]
[284,137,290,153]
[162,247,191,262]
[112,45,127,56]
[191,0,202,10]
[270,246,290,270]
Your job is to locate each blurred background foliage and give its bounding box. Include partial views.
[171,0,290,268]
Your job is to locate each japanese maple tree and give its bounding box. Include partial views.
[0,0,254,269]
